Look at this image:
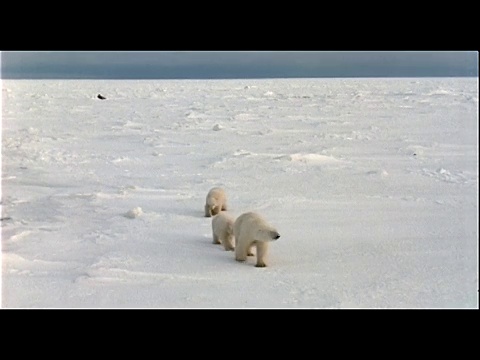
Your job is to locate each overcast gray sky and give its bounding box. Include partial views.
[1,51,477,79]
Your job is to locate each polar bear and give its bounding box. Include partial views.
[233,212,280,267]
[204,187,227,217]
[212,212,235,251]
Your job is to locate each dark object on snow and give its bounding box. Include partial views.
[97,94,106,100]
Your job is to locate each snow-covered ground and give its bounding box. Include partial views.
[1,78,478,308]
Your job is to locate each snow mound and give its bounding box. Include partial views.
[366,169,389,178]
[125,207,143,219]
[289,153,341,164]
[212,124,223,131]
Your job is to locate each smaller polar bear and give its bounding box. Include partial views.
[212,212,235,251]
[204,187,227,217]
[233,212,280,267]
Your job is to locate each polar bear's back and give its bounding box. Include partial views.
[233,212,263,239]
[212,211,235,234]
[206,187,226,205]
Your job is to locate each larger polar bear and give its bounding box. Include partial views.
[233,212,280,267]
[204,187,228,217]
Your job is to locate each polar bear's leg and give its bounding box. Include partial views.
[235,237,249,262]
[247,244,255,256]
[223,235,235,251]
[212,233,221,244]
[205,204,212,217]
[255,242,269,268]
[221,203,227,211]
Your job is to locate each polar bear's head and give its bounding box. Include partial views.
[256,229,281,242]
[205,203,220,217]
[210,205,220,216]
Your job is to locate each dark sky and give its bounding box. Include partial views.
[1,51,478,79]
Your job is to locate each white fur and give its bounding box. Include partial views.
[233,212,280,267]
[204,187,227,217]
[212,212,235,251]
